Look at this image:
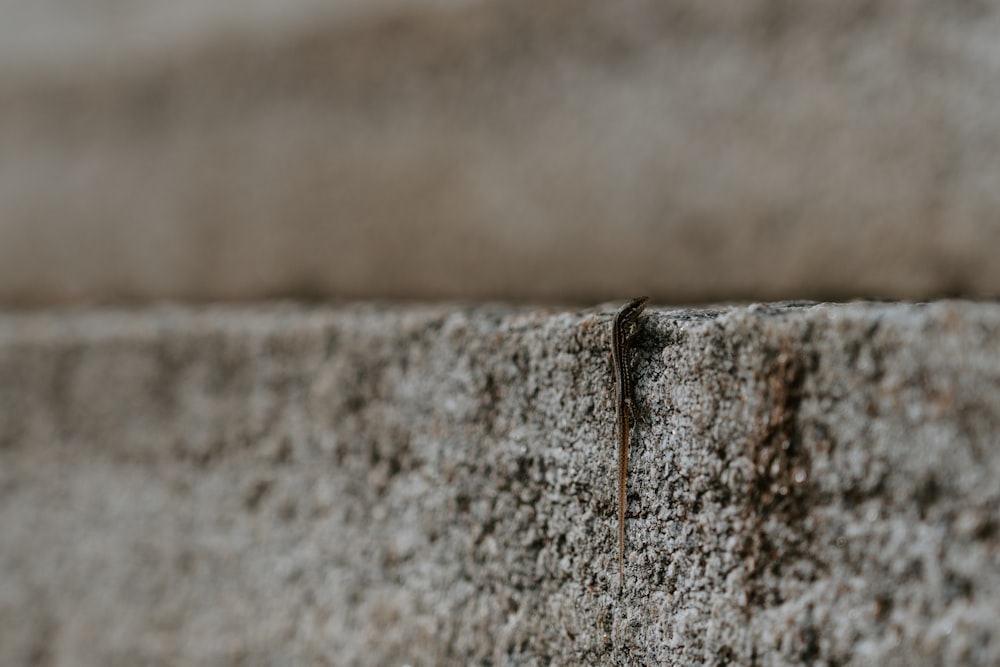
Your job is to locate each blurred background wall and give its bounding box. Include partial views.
[2,0,999,306]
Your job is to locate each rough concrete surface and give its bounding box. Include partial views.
[2,300,1000,665]
[4,0,1000,305]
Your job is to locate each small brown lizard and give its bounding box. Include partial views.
[611,296,648,594]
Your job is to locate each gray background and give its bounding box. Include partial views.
[3,0,1000,305]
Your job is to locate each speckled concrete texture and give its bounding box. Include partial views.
[2,301,1000,665]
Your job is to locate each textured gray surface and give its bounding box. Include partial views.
[4,0,1000,304]
[2,301,1000,665]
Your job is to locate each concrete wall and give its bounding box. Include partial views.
[5,3,1000,664]
[3,301,999,665]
